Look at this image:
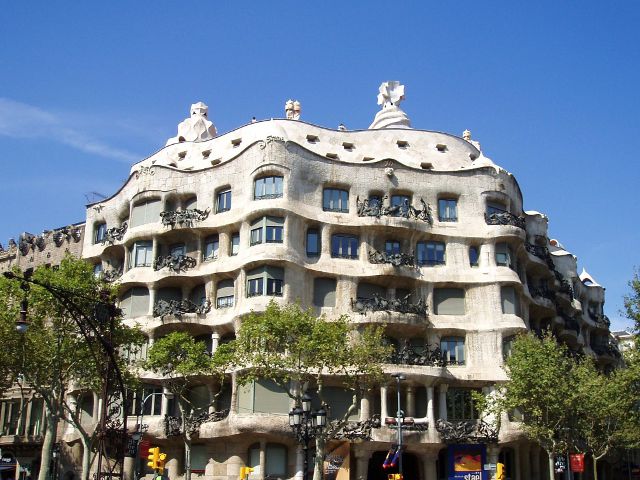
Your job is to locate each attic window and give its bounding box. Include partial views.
[178,151,187,159]
[396,140,409,148]
[436,144,448,152]
[306,134,319,143]
[363,156,375,162]
[202,150,211,159]
[469,153,479,161]
[326,153,338,159]
[210,158,222,166]
[342,142,354,150]
[421,162,433,170]
[231,138,242,147]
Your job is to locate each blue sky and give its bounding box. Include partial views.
[1,2,638,330]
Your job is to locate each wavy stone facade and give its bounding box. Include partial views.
[0,88,619,480]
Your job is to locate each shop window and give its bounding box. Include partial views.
[248,443,288,478]
[254,176,284,200]
[438,198,458,222]
[130,198,162,227]
[216,189,232,213]
[313,278,336,307]
[440,337,465,365]
[416,241,446,266]
[306,228,320,257]
[331,234,359,259]
[322,188,349,213]
[433,288,465,315]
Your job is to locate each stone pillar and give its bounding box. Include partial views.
[161,386,171,416]
[519,444,531,480]
[258,439,267,480]
[148,287,157,316]
[123,247,130,273]
[380,386,388,420]
[426,385,435,430]
[123,456,136,480]
[166,455,180,480]
[22,397,31,436]
[487,445,499,480]
[211,332,220,354]
[360,391,371,422]
[92,392,100,419]
[207,384,217,413]
[406,385,415,417]
[422,453,438,480]
[438,384,448,421]
[152,237,159,263]
[354,449,371,480]
[530,446,540,480]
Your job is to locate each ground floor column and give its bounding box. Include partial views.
[354,449,371,480]
[519,444,530,480]
[487,445,499,480]
[422,453,438,480]
[294,445,304,480]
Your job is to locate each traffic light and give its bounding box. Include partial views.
[239,467,254,480]
[496,462,505,480]
[158,453,167,474]
[147,447,160,470]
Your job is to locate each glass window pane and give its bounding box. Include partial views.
[307,229,319,256]
[231,233,240,255]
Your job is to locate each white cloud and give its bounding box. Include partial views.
[0,98,140,162]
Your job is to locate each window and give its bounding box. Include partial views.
[469,246,479,267]
[495,242,514,268]
[28,398,44,436]
[216,189,232,213]
[250,217,284,246]
[486,200,507,216]
[239,380,290,415]
[204,235,219,261]
[390,194,411,216]
[120,287,150,318]
[416,241,446,266]
[190,284,207,307]
[216,279,235,308]
[313,278,336,307]
[433,288,465,315]
[254,176,284,200]
[306,228,320,257]
[446,388,479,421]
[322,188,349,213]
[246,266,284,297]
[385,240,401,256]
[78,393,94,425]
[130,241,153,267]
[169,243,185,257]
[438,198,458,222]
[441,337,465,365]
[128,385,162,416]
[231,233,240,256]
[0,401,21,435]
[130,199,162,228]
[501,286,521,316]
[331,234,359,259]
[368,194,383,210]
[94,223,107,243]
[502,336,515,360]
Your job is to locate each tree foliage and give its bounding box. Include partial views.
[624,268,640,342]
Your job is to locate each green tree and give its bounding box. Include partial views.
[0,256,142,480]
[225,301,391,480]
[144,331,228,480]
[499,332,576,480]
[624,268,640,343]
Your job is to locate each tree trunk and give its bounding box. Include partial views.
[184,435,192,480]
[38,411,58,480]
[312,436,325,480]
[547,450,556,480]
[80,434,92,480]
[593,456,599,480]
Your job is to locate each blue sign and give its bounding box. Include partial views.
[447,444,487,480]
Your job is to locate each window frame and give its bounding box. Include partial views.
[385,240,401,256]
[331,234,359,259]
[94,222,107,244]
[438,198,458,222]
[440,336,466,366]
[250,217,284,246]
[254,176,284,200]
[246,266,284,298]
[231,233,240,256]
[322,188,349,213]
[390,194,411,217]
[216,189,232,213]
[306,228,320,257]
[130,241,153,268]
[204,235,220,261]
[416,241,446,266]
[469,245,480,267]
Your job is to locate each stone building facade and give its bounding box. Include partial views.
[0,83,620,480]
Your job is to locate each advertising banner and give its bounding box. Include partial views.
[569,454,585,473]
[447,444,486,480]
[324,442,350,480]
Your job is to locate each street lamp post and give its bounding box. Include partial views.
[288,393,327,480]
[391,373,406,480]
[132,391,174,480]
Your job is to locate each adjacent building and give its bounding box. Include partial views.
[0,82,622,480]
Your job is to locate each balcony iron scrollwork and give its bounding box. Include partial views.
[52,225,82,246]
[153,253,197,273]
[102,265,123,283]
[356,196,433,224]
[351,294,428,316]
[389,340,447,367]
[435,419,499,444]
[528,285,556,302]
[160,208,210,228]
[484,211,526,229]
[165,409,229,437]
[102,222,128,245]
[330,414,381,441]
[525,242,555,269]
[368,249,416,267]
[153,298,212,319]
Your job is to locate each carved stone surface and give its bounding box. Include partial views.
[166,102,217,145]
[484,212,526,229]
[165,409,229,437]
[369,82,411,129]
[351,293,427,316]
[52,225,82,246]
[153,253,197,273]
[160,208,210,228]
[368,249,416,267]
[284,100,301,120]
[435,419,499,444]
[389,340,447,367]
[102,222,128,245]
[330,414,381,441]
[356,196,432,224]
[153,298,211,319]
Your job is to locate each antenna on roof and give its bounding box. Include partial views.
[84,192,107,203]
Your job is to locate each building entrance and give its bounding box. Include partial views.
[368,451,420,480]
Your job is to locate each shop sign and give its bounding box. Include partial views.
[447,444,486,480]
[569,454,585,473]
[323,442,350,480]
[0,453,16,465]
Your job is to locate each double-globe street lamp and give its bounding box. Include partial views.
[289,393,327,480]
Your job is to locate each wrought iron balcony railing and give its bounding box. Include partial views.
[368,249,416,267]
[153,253,197,273]
[388,341,447,367]
[356,196,433,224]
[560,313,580,334]
[484,211,526,229]
[591,341,621,359]
[102,222,128,245]
[153,299,211,319]
[435,419,499,444]
[102,265,123,283]
[160,208,210,228]
[165,409,229,437]
[528,285,556,302]
[351,294,427,315]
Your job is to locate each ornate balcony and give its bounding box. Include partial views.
[528,285,556,302]
[484,211,526,229]
[368,249,416,267]
[153,299,212,319]
[102,265,123,283]
[351,294,427,316]
[560,313,580,334]
[160,208,210,228]
[388,340,447,367]
[153,253,197,273]
[165,409,229,437]
[331,415,381,440]
[524,242,555,268]
[356,196,433,224]
[102,222,128,245]
[435,419,498,444]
